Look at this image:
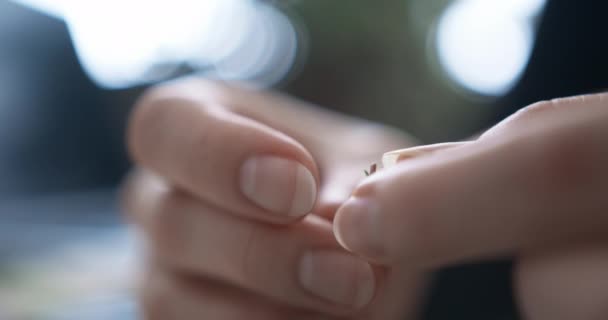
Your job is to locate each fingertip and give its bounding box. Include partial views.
[290,163,318,217]
[333,207,351,252]
[333,197,390,264]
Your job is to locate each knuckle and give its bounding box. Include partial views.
[119,170,166,221]
[128,79,230,166]
[130,82,233,191]
[515,94,595,121]
[146,190,188,257]
[237,225,298,301]
[501,100,556,128]
[528,129,597,193]
[489,95,603,138]
[519,99,557,117]
[127,88,177,165]
[239,225,269,282]
[181,115,218,185]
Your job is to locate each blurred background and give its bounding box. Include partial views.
[0,0,549,319]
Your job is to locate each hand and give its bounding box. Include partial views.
[123,78,426,319]
[333,93,608,319]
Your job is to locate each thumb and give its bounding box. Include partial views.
[333,142,470,263]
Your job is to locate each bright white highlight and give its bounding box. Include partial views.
[435,0,547,95]
[11,0,299,89]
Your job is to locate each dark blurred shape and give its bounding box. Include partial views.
[0,1,129,197]
[284,0,493,143]
[497,0,608,119]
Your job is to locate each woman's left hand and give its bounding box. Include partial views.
[333,93,608,319]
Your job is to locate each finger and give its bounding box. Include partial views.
[131,175,377,314]
[163,79,384,152]
[128,81,319,223]
[515,243,608,320]
[334,94,608,267]
[141,267,334,320]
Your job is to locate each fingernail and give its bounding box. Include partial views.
[240,155,317,217]
[298,250,375,309]
[334,197,384,259]
[382,142,471,168]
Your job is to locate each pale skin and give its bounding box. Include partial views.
[124,78,608,319]
[124,78,426,319]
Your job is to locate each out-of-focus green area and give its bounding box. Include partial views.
[283,0,493,143]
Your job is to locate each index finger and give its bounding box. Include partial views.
[128,80,319,223]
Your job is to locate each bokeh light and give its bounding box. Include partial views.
[11,0,299,89]
[435,0,547,96]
